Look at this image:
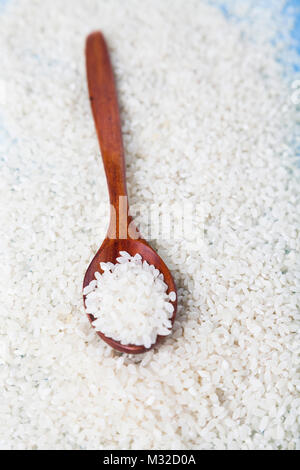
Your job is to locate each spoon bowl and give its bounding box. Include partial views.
[83,237,177,354]
[83,31,177,353]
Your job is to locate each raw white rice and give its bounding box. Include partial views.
[0,0,299,451]
[84,251,175,347]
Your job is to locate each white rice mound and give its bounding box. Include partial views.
[84,251,175,347]
[0,0,299,450]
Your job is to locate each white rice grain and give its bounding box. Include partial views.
[0,0,299,451]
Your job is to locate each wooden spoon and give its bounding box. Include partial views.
[83,31,177,354]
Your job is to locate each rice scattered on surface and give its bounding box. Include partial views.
[0,0,299,450]
[84,251,175,347]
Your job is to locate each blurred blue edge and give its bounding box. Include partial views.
[0,0,298,65]
[290,0,300,61]
[0,0,298,68]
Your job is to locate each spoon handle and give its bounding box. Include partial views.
[86,32,127,207]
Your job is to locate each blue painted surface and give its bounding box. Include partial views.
[286,0,300,43]
[285,0,300,71]
[0,0,8,11]
[209,0,300,71]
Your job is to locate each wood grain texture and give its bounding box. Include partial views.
[86,31,127,209]
[84,31,177,354]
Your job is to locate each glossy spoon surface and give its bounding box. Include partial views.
[83,31,177,354]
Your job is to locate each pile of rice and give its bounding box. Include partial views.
[0,0,299,450]
[84,251,176,347]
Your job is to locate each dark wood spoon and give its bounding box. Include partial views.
[83,31,177,354]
